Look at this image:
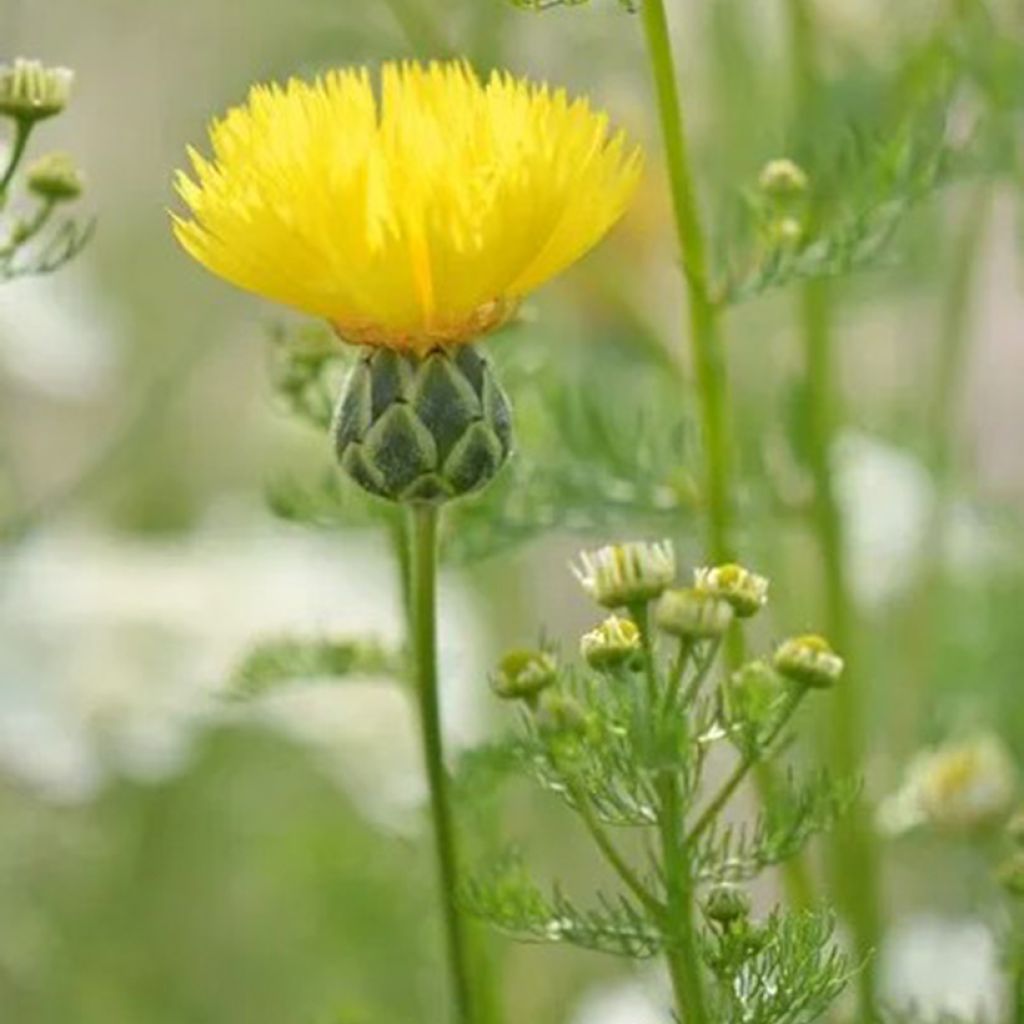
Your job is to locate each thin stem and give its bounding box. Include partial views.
[686,688,806,846]
[569,783,664,917]
[639,0,733,565]
[0,119,32,200]
[784,0,880,1004]
[633,604,710,1024]
[641,0,816,911]
[409,504,475,1024]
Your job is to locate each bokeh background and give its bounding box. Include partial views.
[1,0,1023,1020]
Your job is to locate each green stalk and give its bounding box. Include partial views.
[640,0,816,911]
[783,0,880,1006]
[409,504,476,1024]
[0,119,32,200]
[635,606,709,1024]
[639,0,733,566]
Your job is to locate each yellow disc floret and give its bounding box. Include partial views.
[173,60,642,354]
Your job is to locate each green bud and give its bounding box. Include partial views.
[758,158,808,198]
[572,540,675,609]
[773,634,844,689]
[655,587,734,640]
[728,660,784,728]
[767,216,804,248]
[580,615,640,670]
[0,59,73,123]
[534,691,588,737]
[26,152,82,202]
[694,563,768,618]
[492,649,557,702]
[333,345,512,504]
[703,884,751,926]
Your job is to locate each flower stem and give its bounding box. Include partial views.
[634,604,709,1024]
[784,0,881,1006]
[640,0,816,913]
[409,503,475,1024]
[639,0,732,566]
[0,119,32,201]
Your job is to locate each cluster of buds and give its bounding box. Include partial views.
[0,59,73,125]
[702,883,767,973]
[756,156,809,251]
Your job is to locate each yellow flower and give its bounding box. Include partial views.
[173,60,642,355]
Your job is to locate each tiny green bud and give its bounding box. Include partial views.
[768,216,804,247]
[758,158,808,198]
[26,152,82,203]
[728,660,783,727]
[655,587,734,640]
[773,634,844,689]
[0,59,73,124]
[534,690,588,737]
[703,884,751,926]
[572,540,675,609]
[491,649,557,702]
[694,563,769,618]
[580,614,640,670]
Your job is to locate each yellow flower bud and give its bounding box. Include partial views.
[694,563,769,618]
[773,634,843,689]
[580,615,640,670]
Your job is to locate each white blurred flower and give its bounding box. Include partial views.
[879,733,1017,835]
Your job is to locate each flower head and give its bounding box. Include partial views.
[773,634,843,689]
[0,59,73,123]
[573,541,675,609]
[26,152,83,203]
[173,61,642,355]
[580,615,640,670]
[694,563,769,618]
[655,587,734,640]
[491,649,557,702]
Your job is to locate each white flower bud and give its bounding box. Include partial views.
[572,540,675,609]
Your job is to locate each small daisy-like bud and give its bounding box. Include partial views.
[773,634,843,689]
[334,346,513,504]
[703,884,751,926]
[572,541,676,609]
[580,615,640,671]
[758,157,808,198]
[694,563,768,619]
[534,690,588,737]
[26,152,82,203]
[0,59,74,123]
[491,649,557,702]
[768,216,804,247]
[655,587,734,640]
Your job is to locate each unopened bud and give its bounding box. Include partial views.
[572,540,675,609]
[703,884,751,926]
[0,59,73,123]
[580,615,640,671]
[534,691,588,737]
[758,158,808,198]
[655,587,734,640]
[773,634,843,689]
[26,152,82,202]
[694,563,768,619]
[492,649,557,702]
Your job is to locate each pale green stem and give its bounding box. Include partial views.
[784,0,880,1005]
[409,504,476,1024]
[634,607,710,1024]
[640,0,815,912]
[0,119,32,200]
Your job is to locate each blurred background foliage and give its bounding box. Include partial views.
[1,0,1024,1020]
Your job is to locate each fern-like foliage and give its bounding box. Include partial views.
[461,851,663,958]
[464,545,856,1021]
[0,212,94,283]
[226,635,402,701]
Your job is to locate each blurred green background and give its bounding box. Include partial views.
[1,0,1023,1020]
